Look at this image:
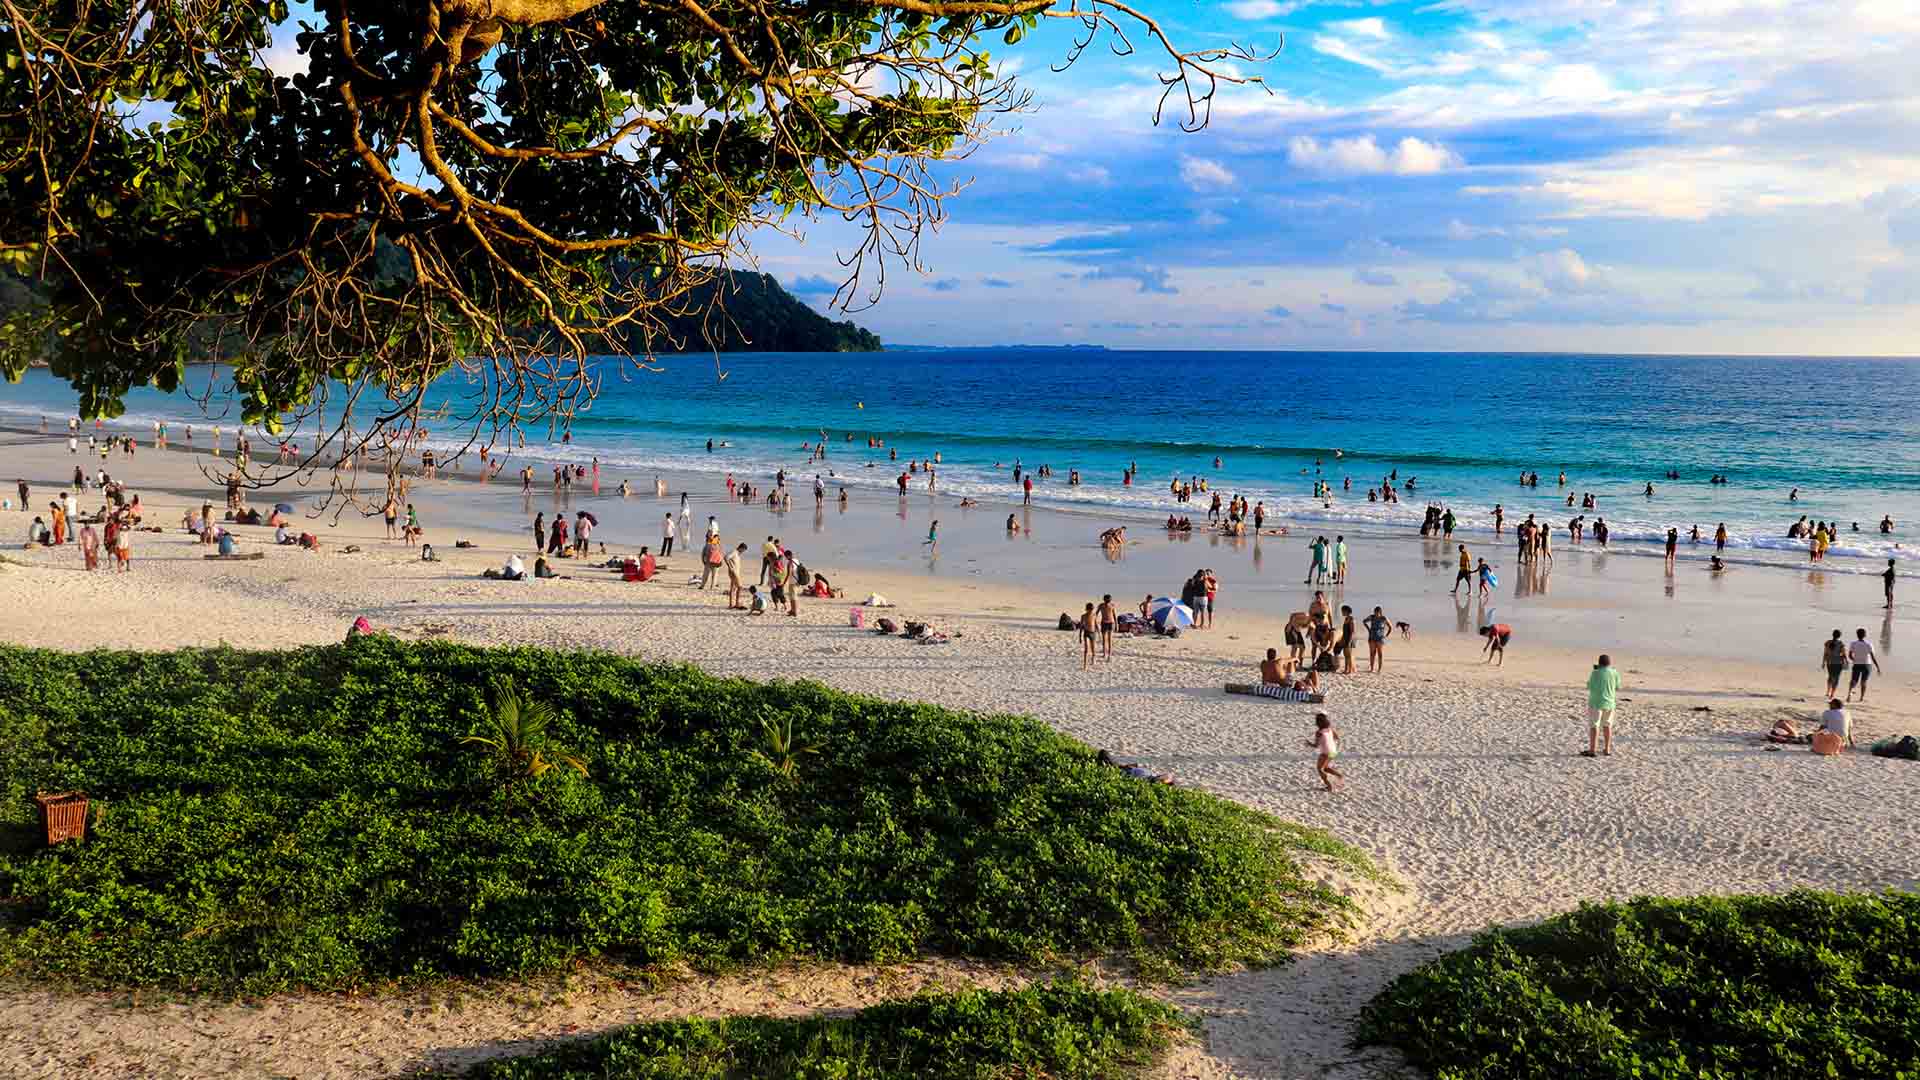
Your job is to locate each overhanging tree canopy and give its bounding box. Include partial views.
[0,0,1269,479]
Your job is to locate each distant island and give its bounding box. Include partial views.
[885,343,1110,352]
[634,271,881,353]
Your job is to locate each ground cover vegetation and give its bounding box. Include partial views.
[1357,891,1920,1080]
[0,637,1373,993]
[443,981,1184,1080]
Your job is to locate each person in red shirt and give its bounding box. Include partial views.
[1023,474,1033,505]
[1480,623,1512,665]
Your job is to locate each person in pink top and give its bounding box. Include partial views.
[78,523,99,571]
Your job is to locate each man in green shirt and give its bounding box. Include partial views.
[1584,654,1621,757]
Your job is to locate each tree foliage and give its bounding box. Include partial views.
[0,0,1268,483]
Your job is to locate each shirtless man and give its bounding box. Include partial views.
[1260,648,1289,685]
[1097,594,1118,661]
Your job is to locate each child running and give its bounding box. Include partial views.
[1309,712,1345,792]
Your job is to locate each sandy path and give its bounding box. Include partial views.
[3,473,1917,1078]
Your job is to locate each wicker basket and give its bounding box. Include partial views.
[34,791,87,845]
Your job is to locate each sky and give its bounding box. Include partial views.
[745,0,1920,354]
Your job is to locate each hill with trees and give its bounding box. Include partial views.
[640,272,881,353]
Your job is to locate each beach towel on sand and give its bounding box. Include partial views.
[1225,683,1326,704]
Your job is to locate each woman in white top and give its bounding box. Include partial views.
[1820,698,1853,748]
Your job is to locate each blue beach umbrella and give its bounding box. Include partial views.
[1147,596,1195,630]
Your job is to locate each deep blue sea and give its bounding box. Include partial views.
[7,350,1919,568]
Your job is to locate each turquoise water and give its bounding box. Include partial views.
[7,351,1918,569]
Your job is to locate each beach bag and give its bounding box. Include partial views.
[1314,653,1337,673]
[849,606,866,629]
[1870,735,1920,760]
[796,565,812,587]
[1810,731,1844,756]
[876,617,898,634]
[1057,613,1075,631]
[703,541,722,566]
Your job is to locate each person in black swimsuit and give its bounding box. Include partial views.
[1097,594,1118,661]
[1079,603,1097,670]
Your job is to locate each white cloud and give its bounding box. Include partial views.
[1066,164,1112,186]
[1287,135,1463,176]
[1001,153,1050,171]
[1313,35,1394,74]
[1528,249,1600,293]
[1331,18,1392,41]
[260,41,308,78]
[1195,209,1229,228]
[1179,155,1237,190]
[1224,0,1302,19]
[1447,219,1505,240]
[1468,146,1920,220]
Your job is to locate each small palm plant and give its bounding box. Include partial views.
[752,711,821,780]
[463,676,588,780]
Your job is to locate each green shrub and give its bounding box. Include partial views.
[0,639,1376,992]
[1357,891,1920,1080]
[454,982,1184,1080]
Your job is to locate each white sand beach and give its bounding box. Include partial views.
[4,430,1918,1079]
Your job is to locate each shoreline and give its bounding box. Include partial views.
[5,425,1913,672]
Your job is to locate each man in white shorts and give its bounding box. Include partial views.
[1584,653,1621,757]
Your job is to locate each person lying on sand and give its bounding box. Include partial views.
[1097,749,1173,785]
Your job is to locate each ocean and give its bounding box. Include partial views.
[6,350,1918,572]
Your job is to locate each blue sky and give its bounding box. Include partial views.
[746,0,1920,353]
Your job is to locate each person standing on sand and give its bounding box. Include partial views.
[1451,544,1472,594]
[660,512,676,557]
[532,512,545,552]
[1097,594,1118,661]
[1078,602,1097,670]
[1338,605,1357,674]
[1023,474,1033,506]
[781,551,800,616]
[1822,630,1848,699]
[1476,558,1495,600]
[1362,606,1392,672]
[1309,713,1345,792]
[1583,654,1621,757]
[1847,629,1881,702]
[384,496,400,539]
[725,543,748,608]
[78,523,99,571]
[1334,535,1349,584]
[1664,528,1679,572]
[1886,559,1898,609]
